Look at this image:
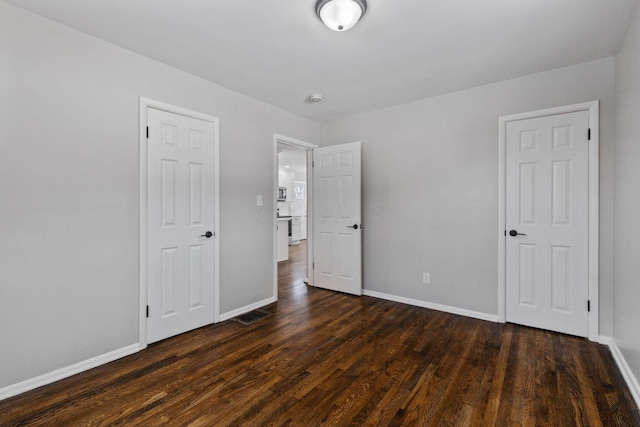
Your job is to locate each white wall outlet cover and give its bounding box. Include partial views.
[423,272,431,284]
[256,195,263,206]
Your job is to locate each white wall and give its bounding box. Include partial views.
[320,59,615,328]
[1,0,630,397]
[614,2,640,392]
[0,2,318,389]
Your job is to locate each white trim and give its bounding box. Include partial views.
[598,335,614,346]
[363,290,499,323]
[0,344,140,401]
[497,101,600,341]
[274,134,318,150]
[219,296,277,322]
[139,97,221,350]
[600,336,640,408]
[587,103,600,342]
[306,148,314,286]
[273,134,318,299]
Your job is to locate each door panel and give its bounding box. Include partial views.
[313,142,362,295]
[147,108,216,343]
[518,244,536,306]
[505,111,589,337]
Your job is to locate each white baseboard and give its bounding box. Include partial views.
[2,296,279,401]
[600,335,640,408]
[362,289,499,323]
[0,343,141,401]
[599,335,614,346]
[219,296,277,322]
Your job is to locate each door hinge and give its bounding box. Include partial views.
[313,262,315,269]
[504,230,506,236]
[587,300,591,312]
[312,160,315,168]
[588,128,591,140]
[146,126,149,139]
[146,305,149,318]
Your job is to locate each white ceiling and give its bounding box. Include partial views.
[5,0,638,122]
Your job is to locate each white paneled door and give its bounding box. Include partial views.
[506,111,589,337]
[147,108,216,343]
[313,142,362,295]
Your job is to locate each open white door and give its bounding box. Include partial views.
[147,107,217,343]
[313,142,362,295]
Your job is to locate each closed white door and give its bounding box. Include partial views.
[313,142,362,295]
[147,107,216,343]
[506,111,589,337]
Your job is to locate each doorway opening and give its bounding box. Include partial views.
[273,135,317,300]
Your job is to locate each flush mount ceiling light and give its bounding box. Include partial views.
[315,0,367,32]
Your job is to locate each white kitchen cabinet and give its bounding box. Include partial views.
[277,218,289,262]
[301,215,307,240]
[291,216,301,244]
[285,175,293,201]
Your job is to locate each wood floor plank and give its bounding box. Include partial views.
[1,240,639,426]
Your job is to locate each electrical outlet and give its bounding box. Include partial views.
[423,272,431,284]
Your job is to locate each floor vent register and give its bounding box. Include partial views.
[232,309,271,325]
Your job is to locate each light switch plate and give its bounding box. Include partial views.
[256,195,263,206]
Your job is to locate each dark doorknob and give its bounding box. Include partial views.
[200,231,213,238]
[347,224,359,230]
[509,229,527,237]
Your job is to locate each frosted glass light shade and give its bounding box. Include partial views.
[315,0,367,32]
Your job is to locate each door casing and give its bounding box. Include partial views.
[139,97,220,349]
[497,101,599,341]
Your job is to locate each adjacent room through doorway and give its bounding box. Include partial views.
[277,143,309,289]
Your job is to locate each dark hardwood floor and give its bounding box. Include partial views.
[2,240,639,426]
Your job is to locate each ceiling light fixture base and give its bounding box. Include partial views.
[315,0,367,32]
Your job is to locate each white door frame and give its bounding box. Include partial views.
[139,97,221,349]
[497,100,599,341]
[273,134,318,299]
